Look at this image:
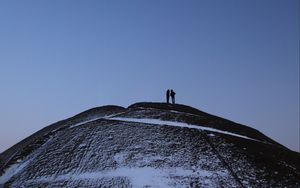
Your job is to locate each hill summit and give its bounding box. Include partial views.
[0,102,299,187]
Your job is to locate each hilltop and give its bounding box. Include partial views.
[0,102,299,187]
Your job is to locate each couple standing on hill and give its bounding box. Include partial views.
[166,89,176,104]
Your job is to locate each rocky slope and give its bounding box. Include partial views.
[0,102,299,187]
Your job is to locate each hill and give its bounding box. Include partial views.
[0,102,299,187]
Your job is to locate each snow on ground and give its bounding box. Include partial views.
[69,119,101,128]
[0,160,30,184]
[69,113,263,142]
[2,106,299,187]
[24,167,226,188]
[69,112,126,128]
[0,137,54,186]
[107,117,262,142]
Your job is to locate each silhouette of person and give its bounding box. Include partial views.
[166,89,170,104]
[170,89,176,104]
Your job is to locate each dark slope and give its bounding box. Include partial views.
[0,105,125,175]
[128,102,285,147]
[0,102,299,187]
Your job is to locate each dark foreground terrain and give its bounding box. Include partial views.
[0,102,299,187]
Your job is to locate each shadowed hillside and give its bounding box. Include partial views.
[1,102,299,187]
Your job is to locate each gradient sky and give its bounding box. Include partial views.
[0,0,299,152]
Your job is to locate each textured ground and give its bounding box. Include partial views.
[1,102,299,187]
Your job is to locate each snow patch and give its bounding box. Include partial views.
[26,167,224,187]
[0,137,54,185]
[0,160,30,184]
[114,153,127,164]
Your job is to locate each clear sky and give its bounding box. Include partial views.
[0,0,299,152]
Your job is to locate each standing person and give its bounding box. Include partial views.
[170,89,176,104]
[166,89,170,103]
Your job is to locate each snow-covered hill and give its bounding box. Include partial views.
[1,102,299,187]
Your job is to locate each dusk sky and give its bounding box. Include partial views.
[0,0,299,152]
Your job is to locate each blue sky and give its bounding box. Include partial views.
[0,0,299,152]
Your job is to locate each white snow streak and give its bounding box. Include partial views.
[69,119,100,128]
[107,117,262,142]
[69,112,263,142]
[69,112,126,128]
[0,160,30,184]
[0,138,54,185]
